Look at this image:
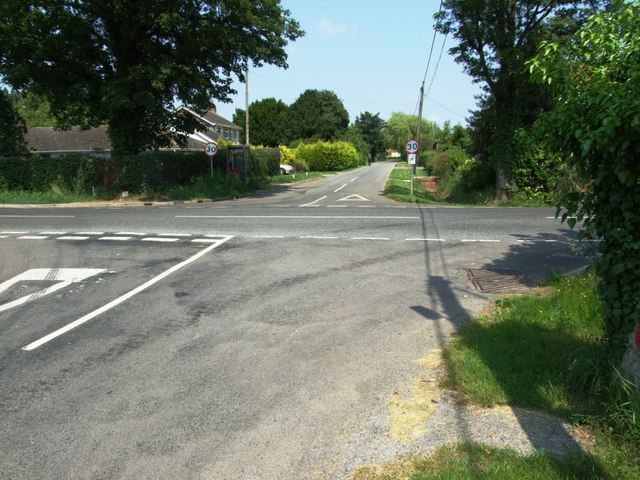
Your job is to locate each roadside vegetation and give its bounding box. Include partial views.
[353,273,640,480]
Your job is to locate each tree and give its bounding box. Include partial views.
[233,97,289,146]
[0,1,303,156]
[354,112,386,161]
[287,89,349,141]
[0,89,26,156]
[14,90,55,128]
[383,112,438,154]
[435,0,602,198]
[529,2,640,364]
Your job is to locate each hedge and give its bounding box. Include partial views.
[295,141,360,171]
[249,146,280,177]
[0,155,100,191]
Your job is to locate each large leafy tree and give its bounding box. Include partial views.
[287,89,349,141]
[354,111,386,161]
[14,90,55,128]
[0,89,26,156]
[0,1,303,156]
[383,112,438,154]
[435,0,602,198]
[233,97,289,146]
[530,2,640,364]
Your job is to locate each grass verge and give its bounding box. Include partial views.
[353,273,640,479]
[384,163,442,204]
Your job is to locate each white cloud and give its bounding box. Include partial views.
[318,18,358,36]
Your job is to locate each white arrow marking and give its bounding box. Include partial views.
[0,268,106,313]
[337,194,370,202]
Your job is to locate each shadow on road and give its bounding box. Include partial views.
[411,204,609,474]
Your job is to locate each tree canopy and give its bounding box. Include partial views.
[354,112,386,161]
[530,1,640,361]
[0,89,26,156]
[0,0,303,155]
[435,0,603,197]
[233,97,289,147]
[287,89,349,142]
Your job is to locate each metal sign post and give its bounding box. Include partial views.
[204,141,218,177]
[405,139,419,197]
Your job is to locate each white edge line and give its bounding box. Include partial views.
[300,195,328,207]
[22,236,233,351]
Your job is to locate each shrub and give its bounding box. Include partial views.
[249,146,280,177]
[0,154,99,192]
[295,141,359,171]
[427,146,470,178]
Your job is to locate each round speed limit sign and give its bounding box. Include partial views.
[204,142,218,156]
[405,139,419,154]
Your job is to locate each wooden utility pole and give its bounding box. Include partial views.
[412,82,425,197]
[245,67,250,146]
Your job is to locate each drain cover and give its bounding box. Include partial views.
[465,268,531,294]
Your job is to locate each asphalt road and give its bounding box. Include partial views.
[0,162,590,479]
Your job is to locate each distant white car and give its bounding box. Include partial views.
[280,163,294,175]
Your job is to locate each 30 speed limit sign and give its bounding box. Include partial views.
[204,142,218,156]
[404,139,419,154]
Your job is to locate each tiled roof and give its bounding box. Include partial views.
[24,126,111,153]
[178,106,240,130]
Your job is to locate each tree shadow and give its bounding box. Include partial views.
[411,205,611,475]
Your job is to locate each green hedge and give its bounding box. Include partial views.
[0,155,99,191]
[114,151,210,191]
[295,141,360,171]
[249,146,280,177]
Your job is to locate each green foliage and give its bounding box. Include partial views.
[295,141,360,171]
[529,2,640,360]
[166,172,255,201]
[0,0,303,155]
[0,90,26,156]
[14,90,56,128]
[354,111,386,160]
[435,1,601,195]
[0,155,98,191]
[287,89,349,141]
[427,146,470,178]
[384,112,438,154]
[249,146,280,177]
[339,124,368,164]
[115,151,209,192]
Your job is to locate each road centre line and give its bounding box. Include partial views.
[39,231,67,235]
[460,239,502,243]
[77,232,104,235]
[19,235,49,240]
[405,238,446,242]
[57,236,90,240]
[176,215,419,220]
[99,236,132,241]
[352,237,390,241]
[142,237,179,242]
[22,235,234,351]
[115,231,146,236]
[300,236,339,240]
[334,183,348,192]
[1,231,28,234]
[350,177,358,182]
[300,195,327,207]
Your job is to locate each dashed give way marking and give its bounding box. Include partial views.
[0,268,106,314]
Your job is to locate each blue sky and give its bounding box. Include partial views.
[216,0,483,127]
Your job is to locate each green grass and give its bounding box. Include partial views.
[384,163,442,204]
[353,273,640,479]
[267,171,326,183]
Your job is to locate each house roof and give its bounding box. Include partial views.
[24,126,111,153]
[178,106,241,130]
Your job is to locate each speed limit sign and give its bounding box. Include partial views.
[204,142,218,156]
[405,139,419,154]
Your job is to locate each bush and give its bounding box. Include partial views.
[0,154,99,192]
[115,151,209,192]
[427,146,470,178]
[295,141,360,171]
[249,146,280,178]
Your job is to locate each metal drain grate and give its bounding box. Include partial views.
[465,268,531,294]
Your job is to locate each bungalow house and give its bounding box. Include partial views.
[24,106,242,158]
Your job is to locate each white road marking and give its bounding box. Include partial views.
[39,231,67,235]
[77,232,104,235]
[350,177,358,182]
[57,236,90,241]
[337,194,370,202]
[159,233,192,237]
[0,235,8,239]
[1,231,28,234]
[0,268,106,314]
[142,237,179,242]
[192,238,221,243]
[99,236,132,241]
[115,232,146,236]
[405,238,446,242]
[300,195,328,207]
[18,236,48,240]
[22,236,233,351]
[334,183,348,192]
